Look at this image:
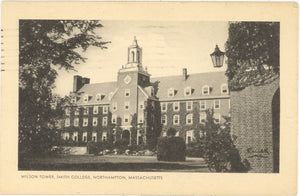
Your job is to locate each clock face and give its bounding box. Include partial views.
[124,75,132,84]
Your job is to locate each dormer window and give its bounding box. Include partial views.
[83,94,89,103]
[184,87,192,96]
[168,88,175,97]
[96,93,103,102]
[71,96,77,104]
[125,89,130,97]
[221,84,229,94]
[202,85,210,95]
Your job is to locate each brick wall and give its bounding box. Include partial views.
[231,79,279,173]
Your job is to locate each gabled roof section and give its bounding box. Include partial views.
[76,81,117,105]
[151,71,228,101]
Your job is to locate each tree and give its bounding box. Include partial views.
[225,22,279,90]
[200,109,249,172]
[19,20,109,156]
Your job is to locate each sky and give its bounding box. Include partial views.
[53,21,229,96]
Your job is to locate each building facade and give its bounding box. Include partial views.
[61,38,230,147]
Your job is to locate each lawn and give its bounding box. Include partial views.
[19,154,209,172]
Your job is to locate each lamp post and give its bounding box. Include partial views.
[210,45,225,68]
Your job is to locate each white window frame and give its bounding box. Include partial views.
[124,115,130,124]
[83,118,88,127]
[161,103,167,112]
[102,116,108,126]
[161,115,167,125]
[93,117,98,127]
[186,101,193,111]
[65,118,70,127]
[74,108,79,115]
[83,107,89,115]
[112,102,117,111]
[82,132,87,142]
[186,114,193,125]
[102,132,107,141]
[214,100,220,109]
[65,108,70,116]
[139,103,144,110]
[96,93,102,102]
[124,101,130,110]
[168,88,175,97]
[138,114,144,124]
[92,132,97,142]
[125,89,130,97]
[184,86,192,96]
[63,132,70,140]
[221,84,229,95]
[74,118,79,127]
[200,112,206,124]
[83,94,89,103]
[72,132,78,142]
[202,85,210,95]
[173,102,180,111]
[214,113,221,124]
[93,106,98,114]
[71,96,77,104]
[200,100,206,111]
[112,115,117,124]
[103,106,108,114]
[173,115,180,125]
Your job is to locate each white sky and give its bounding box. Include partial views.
[53,21,229,96]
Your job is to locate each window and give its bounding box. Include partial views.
[71,96,77,104]
[83,94,89,103]
[102,132,107,141]
[93,106,98,114]
[173,102,180,111]
[72,132,78,142]
[102,117,108,126]
[112,102,117,111]
[74,118,79,127]
[65,108,70,116]
[202,85,210,95]
[151,101,155,109]
[221,84,229,94]
[200,113,206,124]
[186,101,192,111]
[62,132,70,140]
[173,115,180,125]
[96,93,102,102]
[138,114,144,123]
[125,89,130,97]
[82,132,87,142]
[161,115,167,125]
[214,100,220,109]
[124,102,130,110]
[83,118,88,127]
[214,113,220,123]
[161,103,167,112]
[83,107,89,115]
[92,132,97,142]
[65,118,70,127]
[168,88,175,97]
[184,87,191,96]
[139,103,144,110]
[93,117,98,126]
[186,130,194,144]
[124,115,129,124]
[112,115,117,124]
[75,108,79,115]
[200,100,206,110]
[150,88,154,96]
[186,114,193,125]
[103,106,108,114]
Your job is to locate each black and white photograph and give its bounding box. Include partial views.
[18,20,280,173]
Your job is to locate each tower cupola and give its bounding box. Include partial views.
[127,36,142,66]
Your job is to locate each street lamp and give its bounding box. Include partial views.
[210,45,225,68]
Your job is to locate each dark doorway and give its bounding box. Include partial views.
[272,88,280,173]
[122,130,130,145]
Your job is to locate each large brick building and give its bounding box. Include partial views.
[61,38,230,146]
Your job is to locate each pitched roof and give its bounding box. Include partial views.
[150,71,228,101]
[76,81,117,105]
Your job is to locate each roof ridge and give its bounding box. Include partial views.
[151,71,226,79]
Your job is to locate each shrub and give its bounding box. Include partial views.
[157,135,186,161]
[186,141,205,157]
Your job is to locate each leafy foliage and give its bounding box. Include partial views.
[225,22,279,90]
[157,134,186,162]
[200,109,250,172]
[19,20,109,156]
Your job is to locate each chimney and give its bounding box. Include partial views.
[73,75,90,92]
[182,68,188,80]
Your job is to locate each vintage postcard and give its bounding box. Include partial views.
[0,1,298,195]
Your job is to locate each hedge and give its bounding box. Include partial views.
[157,136,186,161]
